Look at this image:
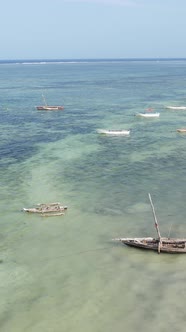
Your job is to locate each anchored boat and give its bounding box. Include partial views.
[136,107,160,118]
[97,129,130,136]
[114,237,186,253]
[36,106,64,111]
[177,128,186,133]
[23,202,67,216]
[136,112,160,118]
[36,94,64,111]
[113,194,186,254]
[166,106,186,110]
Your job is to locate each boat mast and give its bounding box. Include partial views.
[42,93,47,106]
[148,193,162,253]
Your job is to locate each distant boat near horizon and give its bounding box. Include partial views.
[36,94,64,111]
[136,112,160,118]
[166,106,186,110]
[136,107,160,118]
[97,129,130,136]
[36,105,64,111]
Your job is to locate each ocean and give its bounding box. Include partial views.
[1,59,186,331]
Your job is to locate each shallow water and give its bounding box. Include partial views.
[1,60,186,331]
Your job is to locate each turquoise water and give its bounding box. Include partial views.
[1,60,186,331]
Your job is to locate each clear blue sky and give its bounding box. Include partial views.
[1,0,186,59]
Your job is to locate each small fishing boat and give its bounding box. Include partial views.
[136,107,160,118]
[97,129,130,136]
[166,106,186,110]
[23,202,67,215]
[177,128,186,133]
[36,94,64,111]
[113,194,186,254]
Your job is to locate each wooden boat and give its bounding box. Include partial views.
[113,193,186,254]
[23,202,67,214]
[177,128,186,133]
[36,106,64,111]
[36,94,64,111]
[97,129,130,136]
[114,237,186,253]
[136,112,160,118]
[166,106,186,110]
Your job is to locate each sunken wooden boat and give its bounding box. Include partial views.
[113,193,186,254]
[23,202,67,215]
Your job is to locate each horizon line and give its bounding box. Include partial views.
[1,57,186,62]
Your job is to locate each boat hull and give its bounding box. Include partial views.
[177,129,186,133]
[23,207,67,213]
[97,129,130,136]
[136,113,160,118]
[23,202,67,214]
[166,106,186,110]
[36,106,64,111]
[114,237,186,253]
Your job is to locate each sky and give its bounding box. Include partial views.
[0,0,186,59]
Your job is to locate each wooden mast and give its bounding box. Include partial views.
[148,193,162,253]
[42,93,47,106]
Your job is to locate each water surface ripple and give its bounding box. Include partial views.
[1,60,186,332]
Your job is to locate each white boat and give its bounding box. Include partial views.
[97,129,130,136]
[177,128,186,133]
[136,112,160,118]
[166,106,186,110]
